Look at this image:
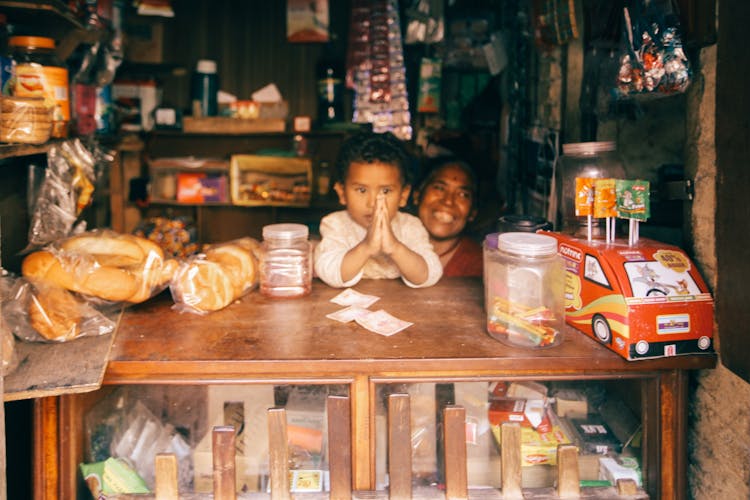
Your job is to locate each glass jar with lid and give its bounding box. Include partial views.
[483,232,564,349]
[8,35,70,138]
[558,141,626,238]
[260,223,312,298]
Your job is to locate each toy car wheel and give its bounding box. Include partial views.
[592,314,612,344]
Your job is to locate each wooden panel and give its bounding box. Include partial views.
[267,408,290,500]
[154,454,179,500]
[387,393,411,499]
[443,405,467,500]
[501,423,522,498]
[556,444,580,497]
[159,0,352,121]
[327,395,352,500]
[211,426,236,500]
[716,0,750,383]
[4,328,116,402]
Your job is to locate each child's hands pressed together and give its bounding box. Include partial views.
[373,192,399,255]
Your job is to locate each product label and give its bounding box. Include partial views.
[14,63,70,121]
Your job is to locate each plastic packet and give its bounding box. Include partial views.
[0,272,20,375]
[3,277,117,342]
[0,97,53,144]
[27,139,99,249]
[21,230,179,306]
[170,237,259,315]
[614,2,691,99]
[85,389,193,492]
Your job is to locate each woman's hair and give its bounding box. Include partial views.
[334,131,414,185]
[416,155,479,209]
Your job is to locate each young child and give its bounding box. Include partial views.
[314,131,442,288]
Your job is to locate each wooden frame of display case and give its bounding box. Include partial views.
[32,278,714,499]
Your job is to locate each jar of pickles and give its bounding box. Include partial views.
[483,232,564,348]
[259,223,312,298]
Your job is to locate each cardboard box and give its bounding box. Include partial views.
[193,385,275,493]
[490,423,571,467]
[546,232,715,360]
[230,155,311,207]
[488,398,551,433]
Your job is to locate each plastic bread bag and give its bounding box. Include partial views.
[3,277,117,343]
[170,237,259,315]
[21,229,179,305]
[0,272,20,375]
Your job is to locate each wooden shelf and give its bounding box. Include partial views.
[0,0,108,60]
[0,142,52,161]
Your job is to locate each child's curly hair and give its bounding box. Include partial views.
[334,131,413,186]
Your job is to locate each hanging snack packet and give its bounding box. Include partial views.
[615,179,650,221]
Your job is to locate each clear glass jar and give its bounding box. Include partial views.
[260,223,312,298]
[8,35,69,138]
[483,232,565,349]
[558,141,626,238]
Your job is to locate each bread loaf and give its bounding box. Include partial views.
[22,250,139,302]
[171,260,236,312]
[171,238,259,313]
[61,232,152,267]
[28,283,81,341]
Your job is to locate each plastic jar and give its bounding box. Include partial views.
[558,141,626,238]
[191,59,218,117]
[483,232,565,349]
[260,223,312,298]
[8,36,69,138]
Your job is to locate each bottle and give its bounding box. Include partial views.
[259,223,312,298]
[317,161,331,196]
[558,141,626,238]
[315,45,344,126]
[8,35,70,138]
[484,232,565,349]
[191,59,218,117]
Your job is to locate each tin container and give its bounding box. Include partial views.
[483,232,565,348]
[259,223,312,298]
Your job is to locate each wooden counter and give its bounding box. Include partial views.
[38,278,716,499]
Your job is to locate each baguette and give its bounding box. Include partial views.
[22,250,139,302]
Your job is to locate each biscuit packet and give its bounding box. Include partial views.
[3,277,117,343]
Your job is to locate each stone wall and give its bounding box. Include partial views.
[685,43,750,500]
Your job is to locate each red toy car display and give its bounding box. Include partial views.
[544,232,714,360]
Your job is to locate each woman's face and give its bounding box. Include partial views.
[416,164,476,241]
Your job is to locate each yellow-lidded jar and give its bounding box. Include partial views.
[8,36,69,138]
[484,232,565,349]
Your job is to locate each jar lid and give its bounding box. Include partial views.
[196,59,217,74]
[9,36,55,50]
[484,233,499,249]
[562,141,616,156]
[263,223,309,240]
[497,232,558,256]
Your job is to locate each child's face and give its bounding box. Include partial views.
[334,161,411,228]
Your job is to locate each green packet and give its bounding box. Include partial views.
[80,457,150,496]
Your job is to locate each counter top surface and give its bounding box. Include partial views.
[106,278,716,382]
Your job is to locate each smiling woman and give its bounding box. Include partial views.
[413,156,484,277]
